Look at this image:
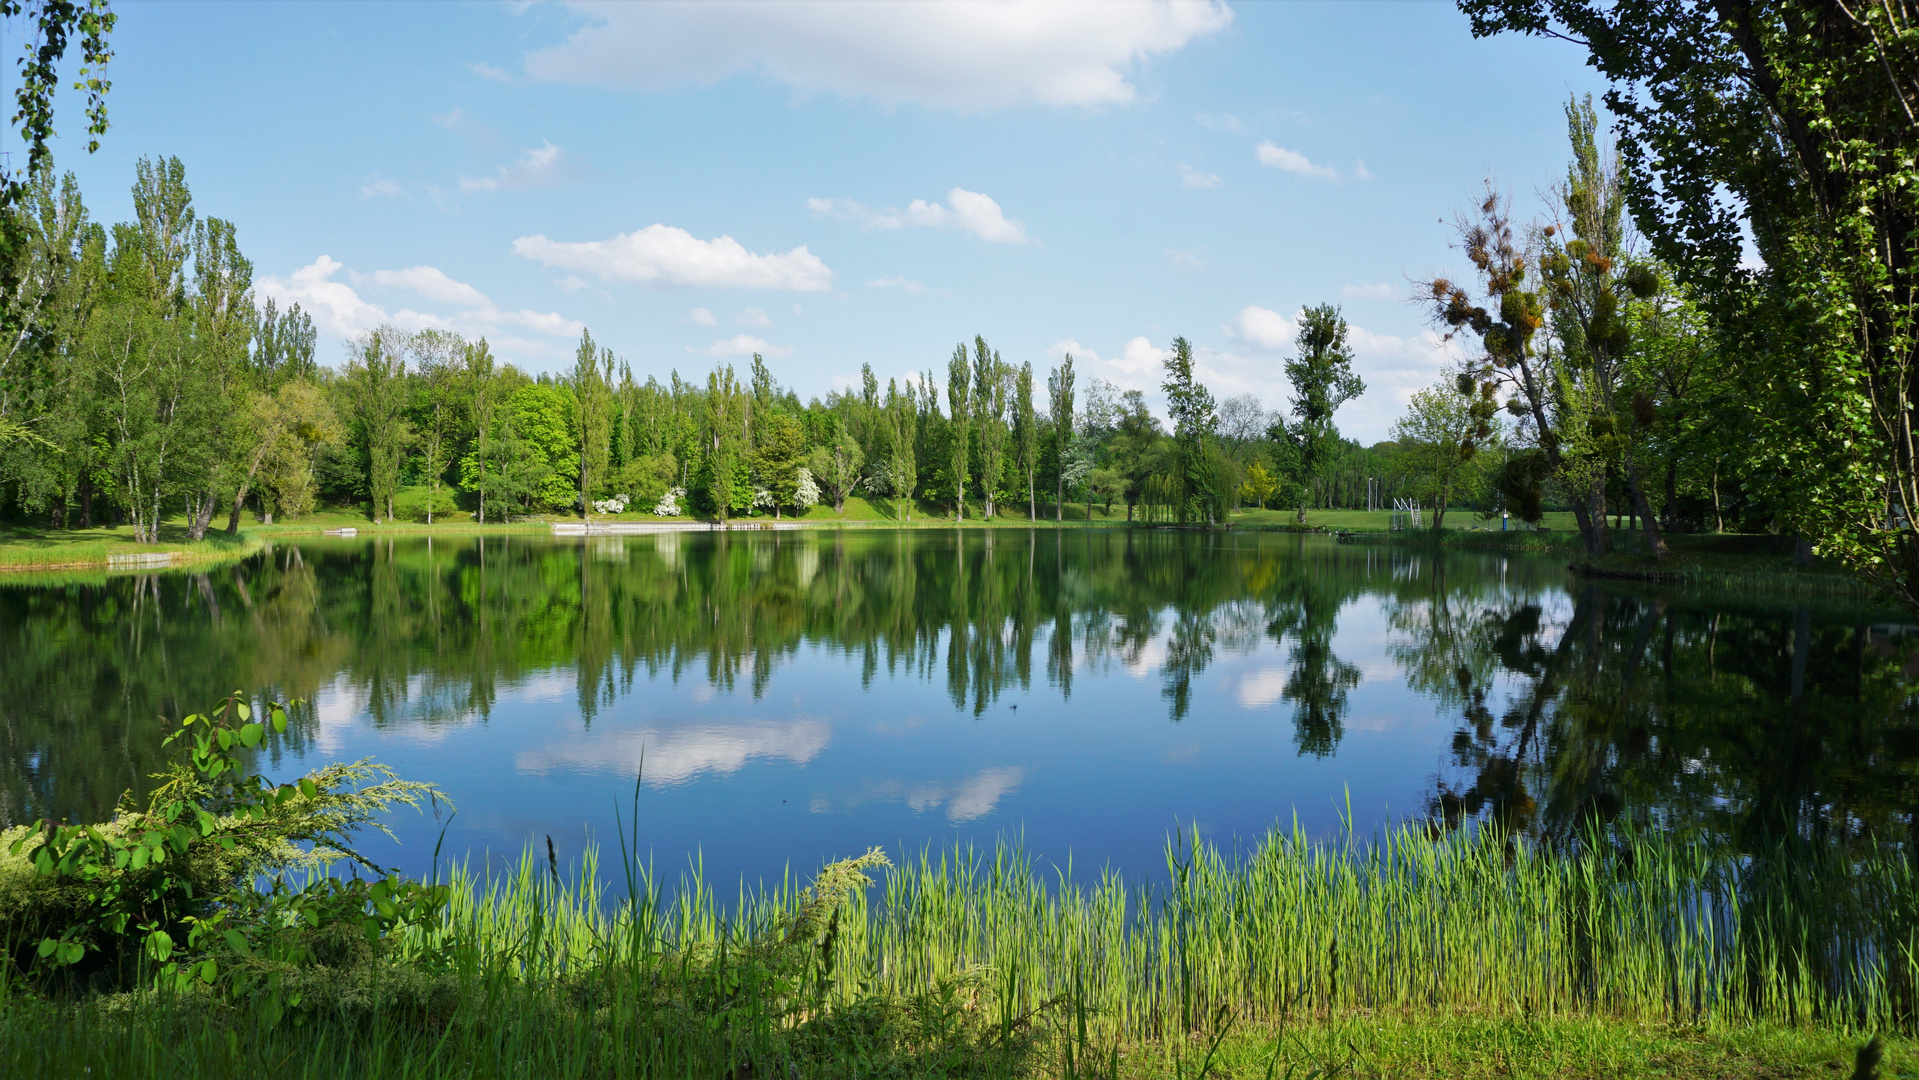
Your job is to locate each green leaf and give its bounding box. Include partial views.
[222,928,251,956]
[36,938,58,959]
[298,777,319,799]
[239,722,263,748]
[145,930,174,961]
[271,708,288,734]
[235,701,251,721]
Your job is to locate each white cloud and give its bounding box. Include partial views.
[461,141,570,193]
[737,307,771,328]
[868,275,930,294]
[1225,304,1296,349]
[259,256,390,340]
[258,256,584,359]
[360,177,403,198]
[1355,159,1376,181]
[1177,163,1222,188]
[1115,336,1170,375]
[1166,248,1205,271]
[810,187,1028,244]
[1255,141,1339,181]
[1195,111,1244,131]
[468,61,510,82]
[693,334,790,359]
[554,275,592,294]
[792,304,804,316]
[369,266,490,309]
[513,224,834,291]
[523,0,1233,111]
[1341,281,1397,301]
[1214,302,1467,442]
[688,306,717,326]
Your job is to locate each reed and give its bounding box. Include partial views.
[415,820,1919,1041]
[4,821,1910,1077]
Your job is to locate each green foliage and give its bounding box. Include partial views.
[1,693,446,996]
[1461,0,1919,604]
[1390,369,1500,529]
[506,381,578,511]
[1276,306,1366,523]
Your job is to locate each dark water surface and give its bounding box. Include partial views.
[4,529,1915,888]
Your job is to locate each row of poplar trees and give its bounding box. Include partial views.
[0,159,1289,532]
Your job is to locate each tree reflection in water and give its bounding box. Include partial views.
[2,529,1915,873]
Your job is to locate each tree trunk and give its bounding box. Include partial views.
[187,492,218,541]
[1662,460,1678,531]
[1574,476,1609,557]
[1622,452,1671,560]
[1710,463,1722,533]
[1028,470,1034,520]
[226,439,278,535]
[79,476,92,528]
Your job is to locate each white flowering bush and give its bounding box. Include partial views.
[794,467,820,512]
[751,487,775,511]
[591,494,630,516]
[653,487,686,517]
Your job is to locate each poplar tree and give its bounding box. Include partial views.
[573,329,613,518]
[1283,306,1365,523]
[703,364,746,520]
[945,343,971,520]
[410,329,462,524]
[884,377,918,520]
[1162,336,1220,524]
[463,338,496,524]
[1047,354,1076,520]
[972,336,1009,518]
[1013,361,1037,519]
[349,327,409,523]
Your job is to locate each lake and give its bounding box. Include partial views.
[3,528,1913,890]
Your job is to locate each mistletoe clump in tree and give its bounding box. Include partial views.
[1461,0,1919,599]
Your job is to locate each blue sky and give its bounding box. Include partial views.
[34,0,1608,442]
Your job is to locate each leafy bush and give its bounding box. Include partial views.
[1,695,446,998]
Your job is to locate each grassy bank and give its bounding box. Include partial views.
[0,495,1143,571]
[6,821,1909,1078]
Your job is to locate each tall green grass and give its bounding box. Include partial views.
[5,822,1910,1077]
[430,823,1916,1037]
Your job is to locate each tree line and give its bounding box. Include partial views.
[0,157,1403,533]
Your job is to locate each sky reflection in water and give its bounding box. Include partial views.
[3,529,1912,892]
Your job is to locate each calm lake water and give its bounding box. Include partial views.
[3,529,1915,889]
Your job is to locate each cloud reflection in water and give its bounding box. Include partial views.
[810,766,1026,823]
[514,719,831,785]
